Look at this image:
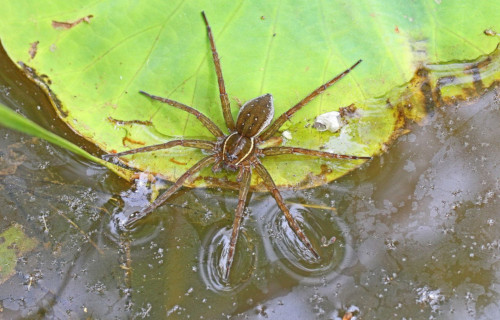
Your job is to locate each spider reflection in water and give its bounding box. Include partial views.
[104,11,371,280]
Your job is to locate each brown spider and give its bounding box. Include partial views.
[104,12,371,280]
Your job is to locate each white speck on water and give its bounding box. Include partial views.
[185,287,194,296]
[416,286,445,312]
[166,305,183,317]
[404,160,416,172]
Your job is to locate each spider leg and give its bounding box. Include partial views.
[103,139,216,160]
[224,165,251,281]
[123,155,216,228]
[253,159,319,259]
[261,146,372,160]
[140,90,225,138]
[259,60,362,141]
[201,11,236,132]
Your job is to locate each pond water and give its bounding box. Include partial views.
[1,45,500,319]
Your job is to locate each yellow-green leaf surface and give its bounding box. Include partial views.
[0,224,38,285]
[0,1,499,190]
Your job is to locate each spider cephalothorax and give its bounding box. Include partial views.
[104,12,370,281]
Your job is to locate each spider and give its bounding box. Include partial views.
[104,11,371,280]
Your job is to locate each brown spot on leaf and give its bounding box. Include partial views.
[339,104,359,118]
[28,41,39,59]
[169,158,187,165]
[123,136,146,147]
[107,117,153,126]
[40,74,52,85]
[52,15,94,30]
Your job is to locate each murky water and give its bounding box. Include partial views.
[1,44,500,319]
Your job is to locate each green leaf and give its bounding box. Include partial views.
[0,0,499,190]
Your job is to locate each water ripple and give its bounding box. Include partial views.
[199,225,257,293]
[263,204,354,284]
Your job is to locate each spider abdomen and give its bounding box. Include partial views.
[236,93,274,138]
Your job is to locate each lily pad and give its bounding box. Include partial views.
[0,224,38,285]
[0,0,499,190]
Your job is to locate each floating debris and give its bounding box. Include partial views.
[313,111,343,132]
